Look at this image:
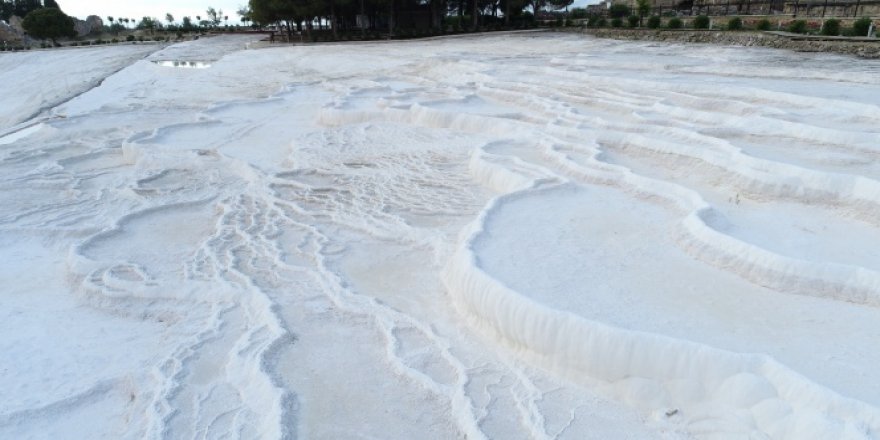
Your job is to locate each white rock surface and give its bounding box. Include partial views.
[1,33,879,439]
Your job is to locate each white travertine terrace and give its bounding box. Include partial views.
[1,33,879,439]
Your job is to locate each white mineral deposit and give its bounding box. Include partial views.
[1,33,879,439]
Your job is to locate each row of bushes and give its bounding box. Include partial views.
[65,35,174,47]
[0,33,183,52]
[785,17,873,36]
[582,14,874,35]
[586,14,688,29]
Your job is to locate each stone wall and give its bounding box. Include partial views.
[562,27,880,58]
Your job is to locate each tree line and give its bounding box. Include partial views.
[108,8,231,36]
[246,0,573,38]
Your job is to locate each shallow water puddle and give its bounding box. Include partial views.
[0,123,43,145]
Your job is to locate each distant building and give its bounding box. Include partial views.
[585,1,611,15]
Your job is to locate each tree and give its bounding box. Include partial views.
[16,0,42,18]
[165,12,173,25]
[249,0,306,39]
[608,3,629,17]
[137,16,158,34]
[182,15,193,31]
[206,7,222,27]
[22,6,75,45]
[43,0,60,8]
[247,0,529,39]
[237,5,252,27]
[1,1,14,21]
[247,0,276,27]
[2,0,42,20]
[237,5,251,21]
[503,0,528,26]
[107,16,122,35]
[546,0,573,12]
[636,0,650,25]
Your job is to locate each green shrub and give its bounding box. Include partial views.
[154,36,164,41]
[756,19,771,31]
[611,17,623,28]
[126,34,135,41]
[821,19,840,36]
[693,15,710,29]
[852,17,872,37]
[667,17,682,29]
[647,15,661,29]
[628,15,639,27]
[111,38,118,43]
[596,17,607,27]
[787,20,806,33]
[727,17,742,30]
[587,15,599,26]
[137,36,145,42]
[21,7,76,45]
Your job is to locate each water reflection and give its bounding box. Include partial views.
[154,60,212,69]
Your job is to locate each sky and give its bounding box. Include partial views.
[60,0,247,23]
